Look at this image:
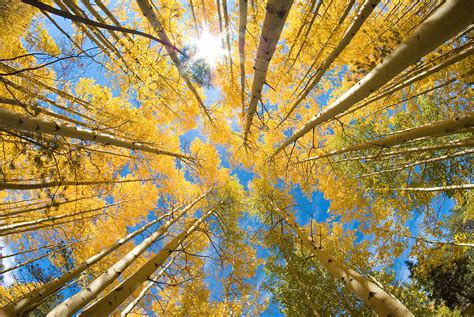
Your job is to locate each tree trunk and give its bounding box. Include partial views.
[243,0,294,142]
[0,202,120,235]
[297,114,474,163]
[0,204,184,316]
[120,253,177,316]
[273,0,474,156]
[78,206,217,317]
[135,0,213,123]
[382,184,474,192]
[0,177,159,191]
[333,137,474,163]
[281,0,379,124]
[361,148,474,177]
[238,0,248,111]
[47,190,211,316]
[341,45,474,118]
[0,108,193,161]
[271,203,413,316]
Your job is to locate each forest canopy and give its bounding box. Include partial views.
[0,0,473,316]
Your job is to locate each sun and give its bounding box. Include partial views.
[192,27,226,66]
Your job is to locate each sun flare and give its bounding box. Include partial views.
[193,27,226,66]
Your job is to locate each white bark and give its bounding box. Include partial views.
[341,44,474,118]
[0,211,172,316]
[47,189,211,316]
[273,0,474,156]
[297,114,474,163]
[0,178,159,191]
[238,0,248,109]
[243,0,294,142]
[0,108,193,161]
[0,202,120,235]
[382,184,474,192]
[333,138,474,163]
[120,253,177,316]
[272,203,413,317]
[361,148,474,177]
[281,0,380,123]
[78,206,217,316]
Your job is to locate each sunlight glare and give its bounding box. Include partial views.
[193,27,226,66]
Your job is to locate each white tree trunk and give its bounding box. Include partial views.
[297,114,474,163]
[0,108,193,161]
[78,205,217,316]
[271,203,413,317]
[243,0,294,142]
[47,189,211,316]
[0,211,172,316]
[361,148,474,177]
[333,137,474,163]
[238,0,248,110]
[0,178,159,191]
[120,253,177,316]
[273,0,474,156]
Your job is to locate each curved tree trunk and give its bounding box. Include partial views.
[297,114,474,163]
[78,205,218,317]
[273,0,474,156]
[47,189,211,316]
[243,0,294,143]
[0,108,193,161]
[271,203,413,317]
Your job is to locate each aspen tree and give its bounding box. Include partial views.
[271,202,413,317]
[47,188,212,316]
[297,114,474,163]
[281,0,380,124]
[120,253,177,316]
[0,108,193,161]
[135,0,213,123]
[0,210,175,316]
[243,0,294,143]
[273,0,474,156]
[78,205,219,317]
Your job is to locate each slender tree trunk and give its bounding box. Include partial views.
[0,202,120,235]
[382,184,474,192]
[135,0,213,123]
[47,190,212,316]
[333,137,474,163]
[281,0,379,124]
[0,206,183,316]
[0,177,159,191]
[273,0,474,156]
[341,45,474,118]
[243,0,294,143]
[297,114,474,163]
[0,108,193,161]
[78,205,218,317]
[0,195,96,218]
[120,253,177,316]
[238,0,248,113]
[271,202,413,316]
[361,148,474,177]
